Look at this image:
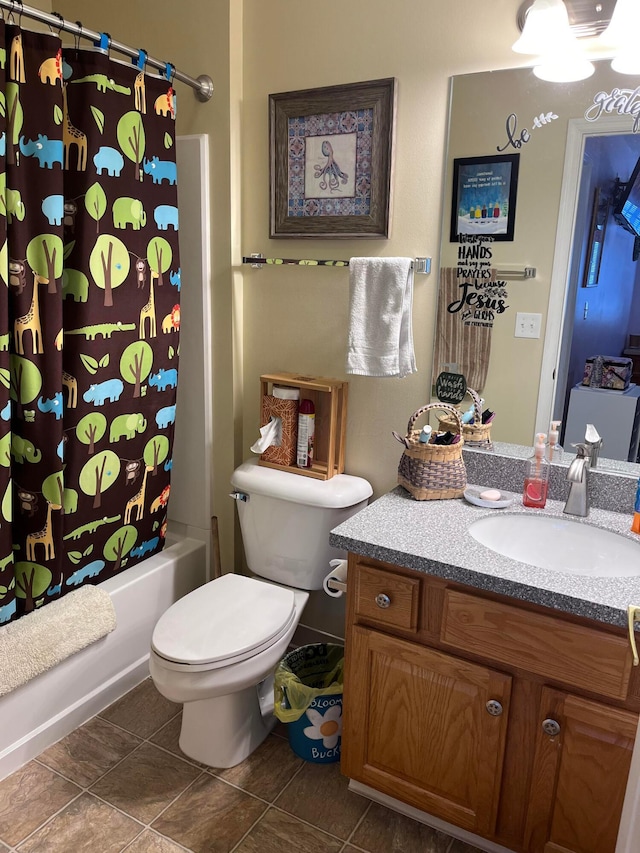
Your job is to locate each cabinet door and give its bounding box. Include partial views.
[524,687,638,853]
[342,626,512,838]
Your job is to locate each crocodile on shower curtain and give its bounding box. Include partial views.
[0,23,182,624]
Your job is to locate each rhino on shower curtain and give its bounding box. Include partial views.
[0,24,181,624]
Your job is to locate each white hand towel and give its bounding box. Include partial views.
[346,257,416,378]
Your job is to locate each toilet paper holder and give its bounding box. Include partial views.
[324,559,348,597]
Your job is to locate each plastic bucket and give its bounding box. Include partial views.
[273,643,344,764]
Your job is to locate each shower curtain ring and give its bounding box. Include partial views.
[6,0,18,25]
[49,11,64,36]
[15,0,23,27]
[164,62,175,83]
[136,49,148,71]
[74,20,82,50]
[95,32,111,56]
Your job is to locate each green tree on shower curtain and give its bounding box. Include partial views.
[0,24,181,626]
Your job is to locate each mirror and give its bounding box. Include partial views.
[435,60,640,473]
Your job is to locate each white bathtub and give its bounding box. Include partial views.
[0,532,207,782]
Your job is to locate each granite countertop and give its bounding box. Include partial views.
[329,485,640,629]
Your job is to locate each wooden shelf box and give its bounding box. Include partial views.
[259,372,348,480]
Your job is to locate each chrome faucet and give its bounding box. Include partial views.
[584,423,603,469]
[563,444,590,517]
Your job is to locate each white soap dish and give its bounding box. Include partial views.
[463,487,515,509]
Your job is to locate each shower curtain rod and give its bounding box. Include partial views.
[0,0,214,101]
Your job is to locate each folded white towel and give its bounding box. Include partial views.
[0,585,116,696]
[346,257,416,378]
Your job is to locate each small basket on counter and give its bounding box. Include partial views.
[392,403,466,501]
[436,387,493,450]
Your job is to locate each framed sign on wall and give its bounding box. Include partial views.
[450,153,520,242]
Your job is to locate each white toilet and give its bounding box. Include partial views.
[149,458,372,768]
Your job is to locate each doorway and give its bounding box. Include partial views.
[536,120,640,462]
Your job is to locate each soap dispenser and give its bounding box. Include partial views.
[523,433,550,508]
[548,420,563,462]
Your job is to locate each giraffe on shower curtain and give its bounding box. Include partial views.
[0,23,182,625]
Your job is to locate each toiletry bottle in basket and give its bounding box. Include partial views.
[523,433,549,508]
[296,399,315,468]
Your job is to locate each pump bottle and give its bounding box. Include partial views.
[547,420,563,462]
[523,433,550,508]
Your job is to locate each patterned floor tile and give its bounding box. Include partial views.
[152,774,266,853]
[37,716,142,787]
[16,793,140,853]
[99,678,180,738]
[0,760,81,847]
[211,734,303,802]
[449,840,485,853]
[234,806,343,853]
[350,802,452,853]
[123,829,189,852]
[149,714,206,768]
[274,761,369,840]
[90,742,201,823]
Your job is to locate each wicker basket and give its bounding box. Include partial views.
[437,387,493,449]
[392,403,466,500]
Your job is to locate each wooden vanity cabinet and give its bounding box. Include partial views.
[341,556,639,853]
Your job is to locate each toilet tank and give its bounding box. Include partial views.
[230,459,372,590]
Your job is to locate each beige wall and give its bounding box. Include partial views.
[241,0,522,496]
[52,0,524,635]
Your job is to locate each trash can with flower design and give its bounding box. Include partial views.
[273,643,344,763]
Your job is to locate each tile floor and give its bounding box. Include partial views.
[0,678,483,853]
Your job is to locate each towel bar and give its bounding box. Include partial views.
[242,254,432,274]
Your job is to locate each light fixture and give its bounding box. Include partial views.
[513,0,573,54]
[600,0,640,74]
[513,0,595,82]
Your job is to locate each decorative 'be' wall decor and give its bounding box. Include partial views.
[269,78,396,239]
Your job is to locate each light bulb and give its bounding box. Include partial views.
[513,0,572,55]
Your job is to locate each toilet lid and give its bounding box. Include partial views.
[151,573,296,667]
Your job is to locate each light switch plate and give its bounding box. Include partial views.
[515,312,542,338]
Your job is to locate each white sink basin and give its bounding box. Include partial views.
[468,514,640,577]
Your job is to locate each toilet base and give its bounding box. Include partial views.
[178,675,277,768]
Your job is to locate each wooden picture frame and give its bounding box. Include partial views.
[449,153,520,243]
[269,78,396,239]
[583,187,609,287]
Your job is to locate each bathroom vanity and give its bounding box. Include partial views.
[330,486,640,853]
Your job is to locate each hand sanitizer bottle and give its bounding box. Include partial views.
[523,433,550,508]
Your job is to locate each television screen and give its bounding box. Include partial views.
[614,155,640,237]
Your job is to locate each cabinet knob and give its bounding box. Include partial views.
[486,700,503,716]
[542,718,561,737]
[375,593,391,609]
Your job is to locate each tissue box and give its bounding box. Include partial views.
[260,395,298,466]
[582,355,632,391]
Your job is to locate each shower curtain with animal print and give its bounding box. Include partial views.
[0,25,181,625]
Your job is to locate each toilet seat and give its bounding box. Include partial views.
[151,573,296,671]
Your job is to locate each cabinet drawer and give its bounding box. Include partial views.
[441,590,632,700]
[355,564,420,632]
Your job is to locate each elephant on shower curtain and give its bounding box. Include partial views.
[0,23,181,624]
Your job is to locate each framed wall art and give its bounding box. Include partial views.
[269,78,396,238]
[449,153,520,242]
